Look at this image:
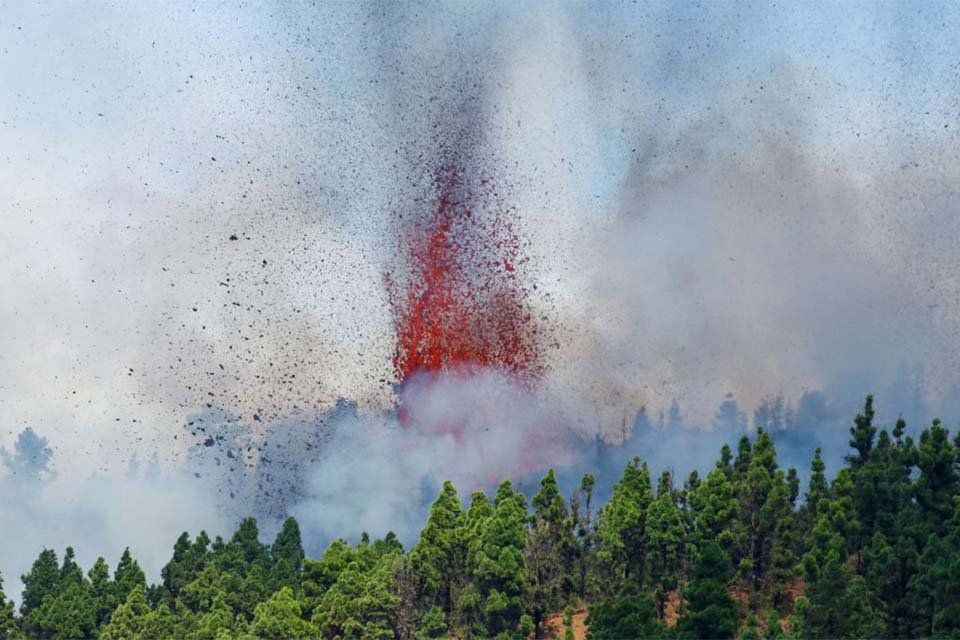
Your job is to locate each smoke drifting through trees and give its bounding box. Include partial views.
[4,398,960,639]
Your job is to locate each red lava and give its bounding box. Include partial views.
[388,164,543,400]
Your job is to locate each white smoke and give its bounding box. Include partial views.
[291,368,595,550]
[0,462,228,605]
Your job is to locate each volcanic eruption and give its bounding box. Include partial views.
[387,160,550,443]
[389,164,543,384]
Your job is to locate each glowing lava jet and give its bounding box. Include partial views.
[388,164,543,430]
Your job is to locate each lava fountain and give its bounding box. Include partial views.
[387,163,547,436]
[389,164,543,385]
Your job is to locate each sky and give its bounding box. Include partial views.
[2,0,960,583]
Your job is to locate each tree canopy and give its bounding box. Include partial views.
[4,396,959,639]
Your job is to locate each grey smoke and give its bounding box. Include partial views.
[2,0,959,595]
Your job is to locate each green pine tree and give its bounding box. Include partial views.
[249,586,317,639]
[270,517,305,592]
[194,592,237,640]
[113,547,147,605]
[32,578,98,640]
[20,548,59,625]
[645,471,686,618]
[525,469,577,634]
[311,550,399,640]
[99,583,151,640]
[916,420,959,534]
[586,582,666,640]
[87,556,115,627]
[141,600,180,639]
[467,480,529,637]
[0,572,16,640]
[161,531,212,604]
[676,540,739,640]
[409,480,467,624]
[595,457,653,589]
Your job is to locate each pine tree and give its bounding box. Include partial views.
[843,575,886,638]
[99,584,151,640]
[595,457,653,589]
[586,583,666,640]
[803,447,829,527]
[906,499,960,638]
[28,550,98,640]
[847,411,880,557]
[38,583,98,640]
[270,517,305,591]
[180,561,235,616]
[930,502,960,637]
[916,420,959,534]
[825,469,860,559]
[230,517,269,567]
[466,491,494,532]
[87,556,114,627]
[408,480,466,624]
[5,396,960,640]
[300,539,356,618]
[249,586,317,639]
[572,473,596,601]
[194,592,236,640]
[140,600,179,639]
[417,605,447,638]
[768,469,800,609]
[467,480,529,637]
[0,572,16,640]
[735,436,753,477]
[462,491,494,633]
[799,484,880,639]
[20,548,59,618]
[58,547,83,588]
[741,429,781,604]
[312,551,399,640]
[847,395,877,470]
[645,471,686,617]
[113,547,146,605]
[160,532,189,593]
[863,527,920,637]
[690,453,743,563]
[676,541,739,640]
[391,555,418,640]
[797,556,847,639]
[237,561,272,621]
[525,469,577,634]
[853,426,893,549]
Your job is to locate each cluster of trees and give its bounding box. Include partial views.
[2,396,960,639]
